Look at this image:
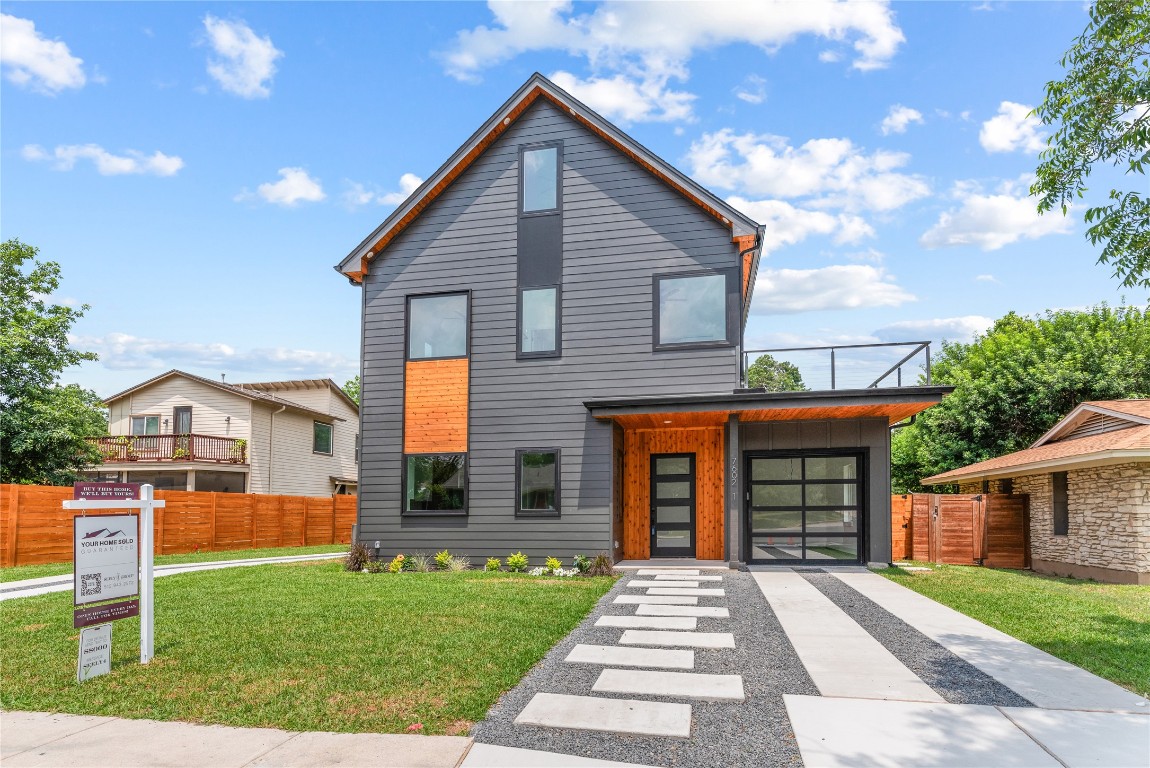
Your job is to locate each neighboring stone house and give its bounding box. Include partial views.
[85,370,359,496]
[923,399,1150,584]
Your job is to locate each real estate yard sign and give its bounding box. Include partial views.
[74,514,139,606]
[77,624,112,682]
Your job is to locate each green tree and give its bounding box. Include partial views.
[342,375,360,405]
[1031,0,1150,288]
[746,353,807,391]
[1,239,106,484]
[892,304,1150,492]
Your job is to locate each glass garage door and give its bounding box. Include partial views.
[746,452,863,564]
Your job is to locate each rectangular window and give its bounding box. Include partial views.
[654,270,734,349]
[1052,471,1069,535]
[404,454,467,515]
[173,406,192,434]
[130,415,160,435]
[521,145,559,213]
[407,292,469,360]
[517,449,560,516]
[519,286,560,357]
[313,421,333,455]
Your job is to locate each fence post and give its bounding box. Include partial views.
[249,495,257,550]
[209,492,217,549]
[331,497,337,545]
[5,485,19,567]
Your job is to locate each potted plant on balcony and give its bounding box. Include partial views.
[111,435,137,461]
[229,438,247,463]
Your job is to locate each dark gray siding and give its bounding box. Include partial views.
[738,419,893,564]
[358,99,740,561]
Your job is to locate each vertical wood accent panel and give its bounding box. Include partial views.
[622,427,725,561]
[404,359,469,454]
[890,494,913,560]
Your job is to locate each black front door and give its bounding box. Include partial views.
[650,453,696,557]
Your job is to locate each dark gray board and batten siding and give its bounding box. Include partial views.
[358,99,741,560]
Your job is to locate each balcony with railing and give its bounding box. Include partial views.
[741,341,932,391]
[88,434,248,465]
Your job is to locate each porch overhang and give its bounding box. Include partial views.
[584,386,954,428]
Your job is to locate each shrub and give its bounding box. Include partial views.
[573,554,590,573]
[485,557,502,572]
[434,549,453,570]
[587,552,613,576]
[345,542,370,572]
[545,556,563,573]
[506,551,529,572]
[365,558,386,574]
[408,553,433,572]
[387,554,406,573]
[447,556,470,571]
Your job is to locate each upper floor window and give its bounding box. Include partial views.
[407,292,469,360]
[519,286,560,357]
[313,421,333,455]
[654,270,735,349]
[521,144,560,213]
[131,415,160,435]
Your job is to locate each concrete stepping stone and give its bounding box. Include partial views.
[614,594,698,605]
[515,692,692,738]
[593,669,745,702]
[645,587,725,597]
[596,615,698,630]
[654,574,722,582]
[620,630,736,649]
[636,604,730,618]
[627,580,700,588]
[461,743,661,767]
[636,569,700,576]
[565,644,695,669]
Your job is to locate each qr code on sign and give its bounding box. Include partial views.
[80,573,101,597]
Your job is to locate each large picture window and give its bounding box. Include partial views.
[313,421,333,455]
[404,454,467,514]
[516,449,560,516]
[654,270,734,349]
[521,145,559,213]
[519,286,559,357]
[407,292,468,360]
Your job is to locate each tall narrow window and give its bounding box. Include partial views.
[313,422,333,455]
[1052,471,1069,535]
[516,449,559,516]
[404,454,467,515]
[407,292,469,360]
[519,286,559,357]
[521,146,559,213]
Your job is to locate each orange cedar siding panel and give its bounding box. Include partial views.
[404,359,469,454]
[733,234,756,301]
[622,427,725,561]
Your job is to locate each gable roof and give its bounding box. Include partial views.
[335,73,763,305]
[103,369,351,422]
[922,398,1150,485]
[235,378,359,413]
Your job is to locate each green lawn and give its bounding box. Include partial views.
[1,561,615,734]
[0,544,350,583]
[880,563,1150,698]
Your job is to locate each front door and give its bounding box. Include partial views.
[650,453,696,557]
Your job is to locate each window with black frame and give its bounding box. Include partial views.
[654,270,733,349]
[313,421,333,455]
[516,449,559,516]
[404,454,467,514]
[407,293,468,360]
[519,286,559,356]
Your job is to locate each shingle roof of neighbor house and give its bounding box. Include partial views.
[922,398,1150,484]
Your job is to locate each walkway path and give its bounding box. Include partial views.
[0,553,345,601]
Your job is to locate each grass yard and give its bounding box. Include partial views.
[0,544,350,583]
[1,560,616,734]
[881,564,1150,697]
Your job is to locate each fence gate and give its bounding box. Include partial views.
[904,493,1028,568]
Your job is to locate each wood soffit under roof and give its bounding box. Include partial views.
[339,77,760,292]
[605,401,940,430]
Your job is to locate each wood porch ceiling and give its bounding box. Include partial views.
[603,401,939,430]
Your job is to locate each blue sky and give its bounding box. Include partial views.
[3,1,1145,397]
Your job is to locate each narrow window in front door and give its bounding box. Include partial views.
[650,453,696,557]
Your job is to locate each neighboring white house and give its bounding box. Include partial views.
[86,370,359,496]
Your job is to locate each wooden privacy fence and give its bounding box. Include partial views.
[1,485,356,567]
[890,493,1029,569]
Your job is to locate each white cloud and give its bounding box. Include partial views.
[73,332,357,376]
[920,177,1072,251]
[1,13,87,94]
[880,104,923,135]
[245,167,325,207]
[734,74,767,104]
[974,274,998,283]
[872,315,992,343]
[549,70,694,124]
[729,197,874,254]
[203,15,282,99]
[22,143,184,176]
[979,101,1046,153]
[342,173,424,209]
[444,1,904,120]
[687,129,930,212]
[751,265,915,315]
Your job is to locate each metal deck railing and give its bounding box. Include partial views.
[741,341,932,391]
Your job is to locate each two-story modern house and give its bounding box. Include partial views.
[337,74,951,566]
[85,370,359,496]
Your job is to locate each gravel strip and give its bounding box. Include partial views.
[800,571,1033,707]
[470,570,817,767]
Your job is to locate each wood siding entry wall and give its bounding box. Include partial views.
[622,427,724,560]
[404,359,469,453]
